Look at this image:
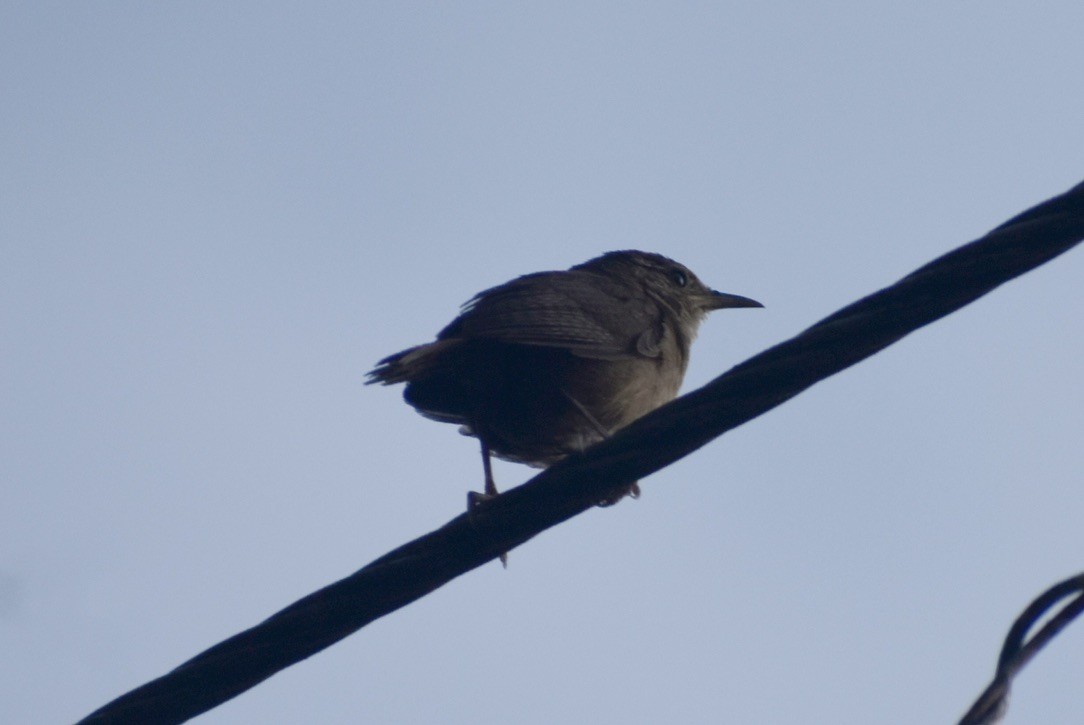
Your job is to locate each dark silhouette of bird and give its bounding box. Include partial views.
[367,250,761,506]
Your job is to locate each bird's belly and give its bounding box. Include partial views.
[412,343,684,468]
[564,356,683,432]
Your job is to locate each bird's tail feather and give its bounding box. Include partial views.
[365,339,461,385]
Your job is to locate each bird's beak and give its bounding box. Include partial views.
[706,290,764,310]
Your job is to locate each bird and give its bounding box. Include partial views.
[367,250,762,507]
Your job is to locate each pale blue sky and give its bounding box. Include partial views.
[3,4,1084,723]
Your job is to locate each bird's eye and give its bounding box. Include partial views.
[670,269,688,287]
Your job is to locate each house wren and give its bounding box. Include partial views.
[367,250,761,505]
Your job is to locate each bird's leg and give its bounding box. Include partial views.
[561,390,640,505]
[465,440,508,567]
[467,440,499,509]
[482,439,498,497]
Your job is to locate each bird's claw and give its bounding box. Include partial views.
[467,489,496,509]
[466,490,508,568]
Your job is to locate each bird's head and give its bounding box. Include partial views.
[575,250,762,329]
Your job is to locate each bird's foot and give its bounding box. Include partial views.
[467,489,496,509]
[466,490,509,568]
[596,481,641,507]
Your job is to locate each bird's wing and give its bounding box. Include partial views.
[439,270,661,360]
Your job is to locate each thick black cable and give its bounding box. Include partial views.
[78,180,1084,724]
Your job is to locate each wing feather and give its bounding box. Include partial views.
[438,270,660,360]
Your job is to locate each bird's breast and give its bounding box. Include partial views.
[566,349,687,432]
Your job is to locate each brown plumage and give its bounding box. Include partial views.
[367,250,761,504]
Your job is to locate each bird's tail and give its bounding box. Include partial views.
[365,339,461,385]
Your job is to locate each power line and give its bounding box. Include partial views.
[79,179,1084,724]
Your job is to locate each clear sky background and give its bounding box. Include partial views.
[3,4,1084,723]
